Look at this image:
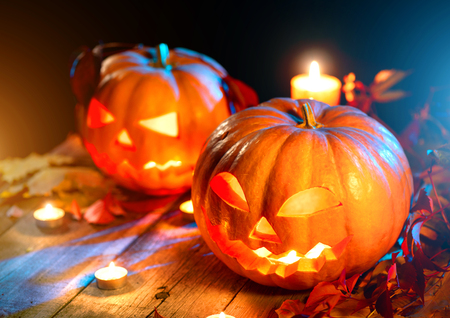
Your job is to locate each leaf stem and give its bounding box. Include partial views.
[428,162,450,230]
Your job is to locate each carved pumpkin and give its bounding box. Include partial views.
[192,98,413,290]
[71,43,257,195]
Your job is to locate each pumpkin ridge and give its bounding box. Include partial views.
[322,131,350,269]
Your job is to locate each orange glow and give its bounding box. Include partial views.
[277,187,341,217]
[33,204,65,221]
[250,217,281,243]
[277,251,301,264]
[117,129,133,145]
[139,112,179,137]
[143,160,182,170]
[252,243,332,265]
[180,200,194,213]
[87,98,115,128]
[304,242,330,258]
[309,61,320,81]
[210,172,249,212]
[290,61,342,105]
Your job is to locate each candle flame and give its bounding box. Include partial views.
[219,313,226,318]
[45,204,53,212]
[180,200,194,213]
[109,262,115,268]
[309,61,320,80]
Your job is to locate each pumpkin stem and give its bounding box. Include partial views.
[155,43,169,69]
[297,102,323,129]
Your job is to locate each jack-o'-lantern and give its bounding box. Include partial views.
[70,43,257,195]
[192,98,413,290]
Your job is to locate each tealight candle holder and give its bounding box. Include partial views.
[207,313,235,318]
[95,262,128,290]
[33,204,65,229]
[179,200,195,222]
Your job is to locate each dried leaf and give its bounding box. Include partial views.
[375,289,394,318]
[397,261,417,290]
[275,299,305,318]
[70,199,82,221]
[50,133,93,165]
[0,153,73,183]
[371,69,411,97]
[154,308,166,318]
[6,205,23,218]
[375,90,409,103]
[83,199,115,224]
[429,144,450,169]
[411,189,434,214]
[104,193,126,216]
[410,272,450,317]
[305,281,342,313]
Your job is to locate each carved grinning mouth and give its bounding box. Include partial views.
[202,206,352,278]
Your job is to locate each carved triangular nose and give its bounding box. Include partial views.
[249,217,281,243]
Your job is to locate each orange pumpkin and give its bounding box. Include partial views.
[192,98,413,290]
[71,43,257,195]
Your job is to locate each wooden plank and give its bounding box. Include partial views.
[0,197,42,236]
[55,209,309,318]
[54,209,248,318]
[0,195,180,317]
[223,281,309,318]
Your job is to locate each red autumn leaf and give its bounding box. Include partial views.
[375,289,394,318]
[154,308,166,318]
[119,195,178,214]
[104,193,126,216]
[401,235,410,257]
[397,261,417,290]
[70,199,82,221]
[305,281,342,313]
[222,75,259,113]
[345,273,360,294]
[84,199,115,224]
[387,263,398,290]
[411,188,434,214]
[412,251,426,302]
[414,246,447,272]
[275,299,306,318]
[336,268,347,292]
[411,218,426,249]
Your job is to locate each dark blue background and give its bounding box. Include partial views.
[1,0,449,158]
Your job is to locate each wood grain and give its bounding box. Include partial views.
[0,195,181,317]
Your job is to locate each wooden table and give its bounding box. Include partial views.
[0,193,309,318]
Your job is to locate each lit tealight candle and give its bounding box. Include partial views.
[206,312,235,318]
[291,61,342,105]
[33,204,65,229]
[95,262,128,290]
[180,200,195,222]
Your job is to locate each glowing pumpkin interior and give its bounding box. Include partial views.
[203,172,351,278]
[86,99,183,171]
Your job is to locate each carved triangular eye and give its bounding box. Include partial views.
[115,129,136,151]
[249,217,281,243]
[210,172,249,212]
[87,98,115,128]
[138,112,179,137]
[277,187,341,217]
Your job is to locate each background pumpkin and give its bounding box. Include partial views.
[70,43,257,195]
[192,98,413,290]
